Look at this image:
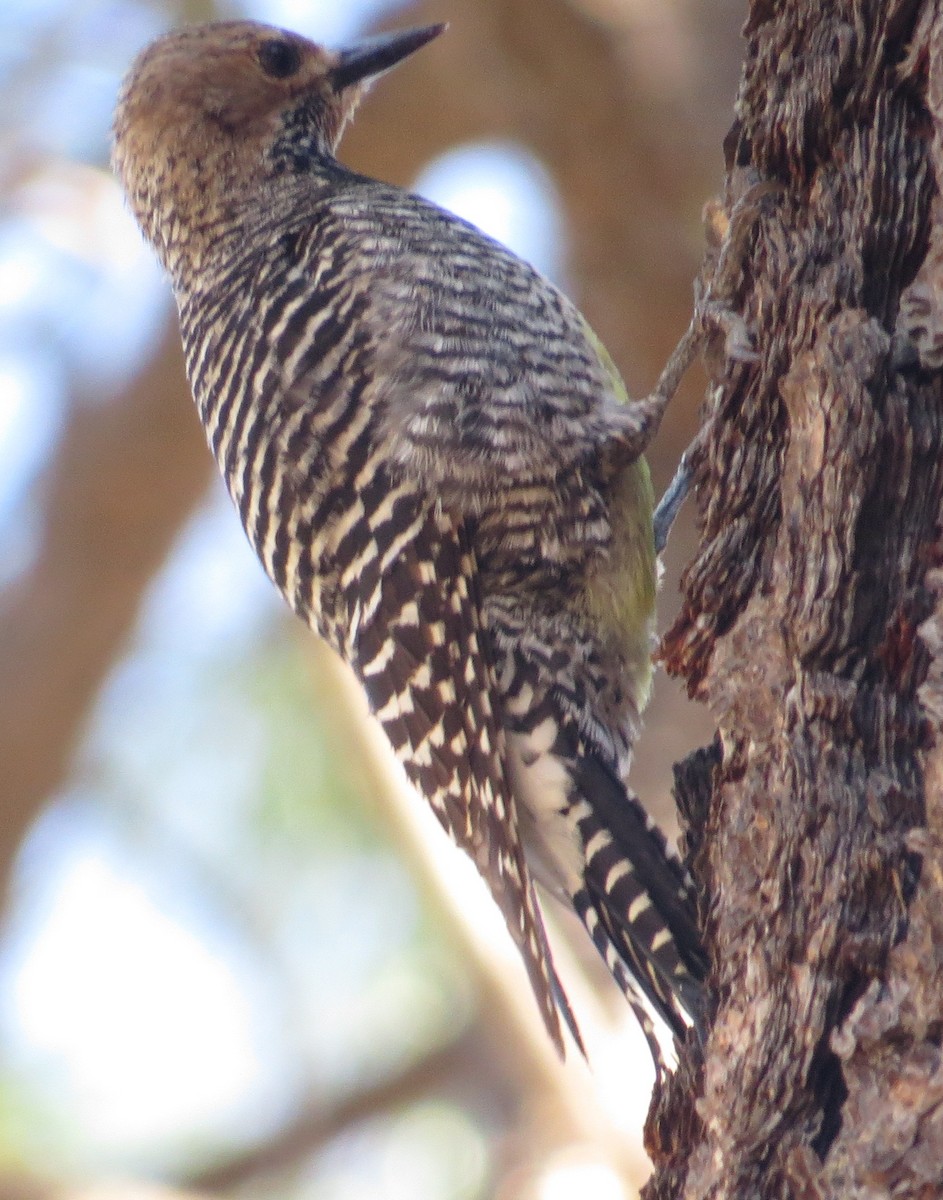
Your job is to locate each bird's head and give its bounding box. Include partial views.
[112,20,443,270]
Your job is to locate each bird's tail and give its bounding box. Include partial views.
[569,754,707,1066]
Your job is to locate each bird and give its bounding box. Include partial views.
[112,18,707,1066]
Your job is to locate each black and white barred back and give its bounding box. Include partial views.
[175,167,706,1061]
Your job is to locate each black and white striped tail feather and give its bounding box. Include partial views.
[573,884,684,1070]
[571,753,706,1065]
[346,485,580,1054]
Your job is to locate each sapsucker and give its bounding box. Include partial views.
[112,19,706,1064]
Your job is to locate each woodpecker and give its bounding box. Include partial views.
[112,20,706,1064]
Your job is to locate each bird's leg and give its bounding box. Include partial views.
[625,313,704,457]
[651,183,776,551]
[613,310,705,555]
[650,297,747,552]
[653,446,696,553]
[614,187,771,479]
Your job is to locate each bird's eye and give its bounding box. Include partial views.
[258,39,302,79]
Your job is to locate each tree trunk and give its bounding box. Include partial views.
[650,2,943,1196]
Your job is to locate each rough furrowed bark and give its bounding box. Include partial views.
[650,3,943,1197]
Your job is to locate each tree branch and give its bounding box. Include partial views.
[181,1026,505,1193]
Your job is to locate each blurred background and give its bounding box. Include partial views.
[0,0,742,1196]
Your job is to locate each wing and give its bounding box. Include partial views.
[337,462,577,1052]
[330,184,651,510]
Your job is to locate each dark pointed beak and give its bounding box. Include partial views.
[331,23,446,91]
